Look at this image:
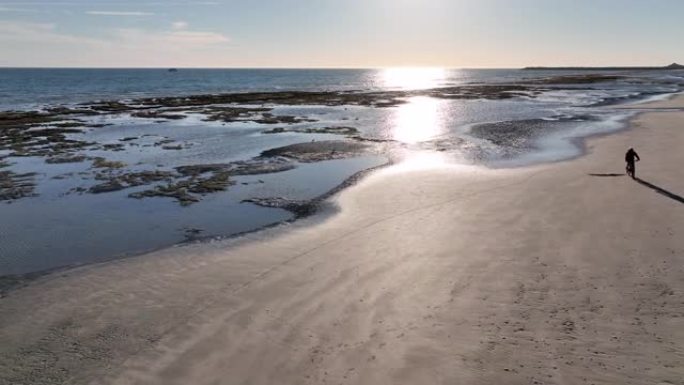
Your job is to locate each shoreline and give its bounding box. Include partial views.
[0,158,393,296]
[2,91,682,292]
[1,95,684,383]
[2,72,681,277]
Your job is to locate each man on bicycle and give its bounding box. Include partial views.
[625,148,640,179]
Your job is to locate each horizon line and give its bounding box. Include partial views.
[0,64,679,71]
[0,65,516,70]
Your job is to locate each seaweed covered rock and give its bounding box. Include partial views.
[259,140,370,162]
[129,171,234,206]
[0,169,36,201]
[92,157,126,169]
[89,170,175,194]
[131,110,187,120]
[242,197,317,218]
[262,126,359,136]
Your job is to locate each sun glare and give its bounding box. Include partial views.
[380,67,447,90]
[391,96,445,144]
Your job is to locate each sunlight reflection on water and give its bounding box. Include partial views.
[391,96,447,144]
[380,67,447,90]
[388,95,452,168]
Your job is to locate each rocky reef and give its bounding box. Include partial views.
[129,170,233,206]
[0,111,92,159]
[466,115,599,161]
[262,126,359,136]
[241,197,317,218]
[0,161,36,202]
[0,81,595,205]
[260,140,372,162]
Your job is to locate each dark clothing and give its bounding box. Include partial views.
[625,149,640,164]
[625,149,640,178]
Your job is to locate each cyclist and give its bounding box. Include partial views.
[625,148,640,179]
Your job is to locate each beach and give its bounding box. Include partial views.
[2,68,680,276]
[1,94,684,384]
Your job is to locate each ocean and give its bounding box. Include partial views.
[1,68,683,276]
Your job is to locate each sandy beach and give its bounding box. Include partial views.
[1,95,684,384]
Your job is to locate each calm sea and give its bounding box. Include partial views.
[3,67,680,110]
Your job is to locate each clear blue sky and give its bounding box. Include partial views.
[0,0,682,68]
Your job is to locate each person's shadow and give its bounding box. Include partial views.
[588,173,684,205]
[634,177,684,205]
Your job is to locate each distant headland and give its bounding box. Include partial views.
[523,63,684,71]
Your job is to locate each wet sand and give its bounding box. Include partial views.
[1,96,684,384]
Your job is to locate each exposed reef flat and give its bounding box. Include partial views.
[0,111,92,159]
[0,163,36,202]
[86,157,298,205]
[129,170,233,206]
[0,83,552,205]
[0,73,669,206]
[88,83,548,112]
[467,115,600,161]
[89,170,175,194]
[120,140,374,206]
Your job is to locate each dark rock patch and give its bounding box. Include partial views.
[129,171,233,206]
[102,143,126,151]
[242,197,317,218]
[470,119,551,148]
[92,157,126,169]
[176,158,296,177]
[175,164,227,176]
[0,169,36,202]
[131,111,186,120]
[262,126,359,136]
[89,170,175,194]
[199,106,271,123]
[0,112,94,159]
[89,180,126,194]
[88,101,144,113]
[46,155,88,164]
[0,111,60,128]
[259,140,370,162]
[253,113,316,125]
[161,144,183,150]
[129,183,200,206]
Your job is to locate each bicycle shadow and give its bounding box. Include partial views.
[588,173,625,177]
[635,177,684,205]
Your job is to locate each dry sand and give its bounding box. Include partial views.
[1,96,684,385]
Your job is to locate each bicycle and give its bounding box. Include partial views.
[626,159,638,179]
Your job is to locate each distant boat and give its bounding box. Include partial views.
[168,68,179,73]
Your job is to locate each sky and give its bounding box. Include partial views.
[0,0,683,68]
